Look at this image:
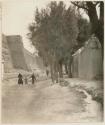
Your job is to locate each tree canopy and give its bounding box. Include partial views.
[71,1,104,55]
[28,1,78,80]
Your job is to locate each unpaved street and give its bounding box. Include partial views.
[2,79,103,123]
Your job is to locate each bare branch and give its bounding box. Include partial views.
[71,2,88,11]
[93,1,100,6]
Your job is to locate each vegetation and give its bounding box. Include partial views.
[28,1,79,82]
[28,1,103,82]
[72,14,91,53]
[71,1,104,57]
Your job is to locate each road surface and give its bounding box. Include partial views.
[2,78,103,123]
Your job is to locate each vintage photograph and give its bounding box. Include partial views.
[1,0,104,123]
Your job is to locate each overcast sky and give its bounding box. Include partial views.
[2,0,89,53]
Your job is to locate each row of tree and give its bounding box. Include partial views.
[28,1,103,82]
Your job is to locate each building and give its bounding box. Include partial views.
[72,35,103,79]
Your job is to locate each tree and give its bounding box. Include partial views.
[77,16,91,44]
[72,14,91,53]
[71,1,104,56]
[28,1,78,82]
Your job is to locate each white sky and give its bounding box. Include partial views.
[2,0,89,53]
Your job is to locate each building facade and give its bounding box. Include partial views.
[72,35,103,79]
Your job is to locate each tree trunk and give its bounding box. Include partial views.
[86,2,104,59]
[50,63,54,83]
[71,1,104,59]
[96,1,104,59]
[65,63,68,74]
[58,62,63,78]
[68,55,73,78]
[68,61,72,78]
[95,30,104,59]
[54,61,59,83]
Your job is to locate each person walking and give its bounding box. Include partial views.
[24,76,28,84]
[46,69,49,77]
[18,73,23,85]
[31,73,36,85]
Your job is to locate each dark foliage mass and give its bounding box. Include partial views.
[71,1,104,56]
[28,1,79,81]
[28,1,103,82]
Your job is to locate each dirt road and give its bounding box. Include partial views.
[2,79,103,123]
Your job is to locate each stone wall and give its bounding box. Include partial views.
[23,48,37,70]
[72,36,103,79]
[2,34,45,74]
[6,35,29,71]
[2,35,14,73]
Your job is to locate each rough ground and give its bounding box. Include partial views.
[2,78,103,123]
[65,78,103,105]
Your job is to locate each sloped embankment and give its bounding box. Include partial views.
[60,78,103,107]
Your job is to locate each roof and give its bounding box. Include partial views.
[72,35,101,57]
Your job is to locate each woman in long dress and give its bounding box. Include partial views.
[18,73,23,85]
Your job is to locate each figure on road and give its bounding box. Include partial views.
[24,76,28,84]
[46,69,49,77]
[18,73,23,85]
[31,73,36,84]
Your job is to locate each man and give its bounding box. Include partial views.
[31,73,36,84]
[46,69,49,77]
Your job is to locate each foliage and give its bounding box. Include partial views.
[72,14,91,53]
[77,16,91,45]
[28,1,78,80]
[71,1,104,56]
